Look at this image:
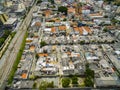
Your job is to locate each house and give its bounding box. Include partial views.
[78,0,93,4]
[58,25,66,31]
[68,7,76,14]
[51,27,56,33]
[29,45,35,52]
[44,10,52,18]
[104,5,111,12]
[93,18,111,25]
[89,12,103,19]
[82,7,90,15]
[96,0,104,7]
[73,26,92,35]
[54,0,62,4]
[85,52,99,63]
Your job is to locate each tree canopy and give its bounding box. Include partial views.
[40,41,47,47]
[0,30,11,47]
[71,76,78,84]
[37,0,42,4]
[84,64,94,87]
[62,78,70,88]
[58,6,68,15]
[103,28,108,32]
[84,77,94,87]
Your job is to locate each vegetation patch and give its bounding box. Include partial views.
[39,81,54,90]
[58,6,68,15]
[37,0,42,4]
[62,78,70,88]
[0,32,16,59]
[40,41,47,47]
[0,30,11,47]
[84,63,94,87]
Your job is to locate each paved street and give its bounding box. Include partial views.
[57,47,63,75]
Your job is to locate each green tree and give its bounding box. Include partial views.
[49,20,55,22]
[35,54,39,59]
[10,32,16,38]
[78,2,83,7]
[103,28,108,32]
[39,81,47,90]
[2,30,11,39]
[72,76,78,84]
[84,77,94,87]
[111,18,118,25]
[85,68,94,78]
[63,18,67,21]
[80,41,85,45]
[29,74,36,80]
[84,64,94,87]
[86,63,89,68]
[47,81,54,88]
[62,78,70,88]
[33,82,37,89]
[0,38,5,46]
[0,30,11,47]
[37,0,42,4]
[58,6,68,15]
[40,41,46,47]
[104,15,108,18]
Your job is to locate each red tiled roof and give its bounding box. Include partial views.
[59,25,66,30]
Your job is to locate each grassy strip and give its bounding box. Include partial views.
[8,32,28,85]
